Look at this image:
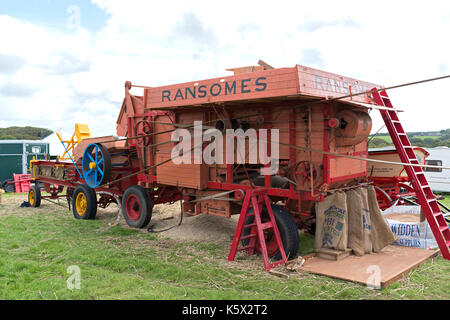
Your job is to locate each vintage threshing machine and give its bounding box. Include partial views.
[28,62,450,269]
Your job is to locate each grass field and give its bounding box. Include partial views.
[0,193,449,300]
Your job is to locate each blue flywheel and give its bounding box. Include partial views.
[82,143,112,188]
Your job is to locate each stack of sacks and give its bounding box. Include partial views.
[315,186,397,255]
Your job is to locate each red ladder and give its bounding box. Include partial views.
[228,188,287,271]
[371,88,450,259]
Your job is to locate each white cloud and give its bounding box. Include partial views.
[0,0,449,138]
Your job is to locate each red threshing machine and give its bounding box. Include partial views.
[368,146,429,210]
[28,62,450,269]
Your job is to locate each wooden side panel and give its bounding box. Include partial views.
[297,65,382,104]
[329,141,368,181]
[294,106,324,191]
[368,149,427,178]
[329,155,367,180]
[153,114,174,153]
[145,67,299,109]
[156,153,208,189]
[271,109,291,159]
[196,190,232,217]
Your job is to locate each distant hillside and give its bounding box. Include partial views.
[369,129,450,148]
[0,126,53,140]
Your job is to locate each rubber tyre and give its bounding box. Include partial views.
[4,181,15,193]
[242,204,299,260]
[72,184,97,220]
[122,185,153,229]
[28,184,41,208]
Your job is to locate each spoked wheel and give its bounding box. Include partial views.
[293,161,319,189]
[374,186,394,210]
[72,184,97,220]
[135,120,152,146]
[28,185,41,208]
[122,186,153,228]
[82,143,112,188]
[242,204,299,260]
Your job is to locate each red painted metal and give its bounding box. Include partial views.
[13,174,31,193]
[228,188,287,271]
[371,88,450,260]
[323,107,330,187]
[125,193,142,221]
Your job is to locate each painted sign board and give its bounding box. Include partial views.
[144,65,382,109]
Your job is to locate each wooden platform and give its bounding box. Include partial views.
[301,245,439,288]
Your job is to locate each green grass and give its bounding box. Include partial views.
[370,135,440,145]
[0,199,449,300]
[372,135,393,143]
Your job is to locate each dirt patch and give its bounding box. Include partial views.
[153,210,238,246]
[1,195,239,246]
[108,202,239,246]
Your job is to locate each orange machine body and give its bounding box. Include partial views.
[113,64,381,219]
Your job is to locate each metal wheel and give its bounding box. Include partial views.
[72,184,97,220]
[135,120,152,146]
[293,161,319,188]
[28,185,41,208]
[4,181,15,193]
[82,143,112,188]
[122,185,153,228]
[373,186,394,210]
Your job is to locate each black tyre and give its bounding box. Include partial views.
[28,184,41,207]
[242,204,299,260]
[72,184,97,220]
[122,185,153,228]
[4,181,15,193]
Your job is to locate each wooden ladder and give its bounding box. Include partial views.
[228,188,287,271]
[371,88,450,259]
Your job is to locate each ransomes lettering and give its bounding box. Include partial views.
[162,77,267,102]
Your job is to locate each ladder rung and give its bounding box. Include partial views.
[243,223,256,229]
[261,222,273,230]
[446,240,450,247]
[240,234,256,241]
[268,260,285,269]
[439,225,449,232]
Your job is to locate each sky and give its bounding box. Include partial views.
[0,0,449,137]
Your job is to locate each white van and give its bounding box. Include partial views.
[423,147,450,193]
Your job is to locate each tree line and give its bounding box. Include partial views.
[0,126,53,140]
[369,129,450,148]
